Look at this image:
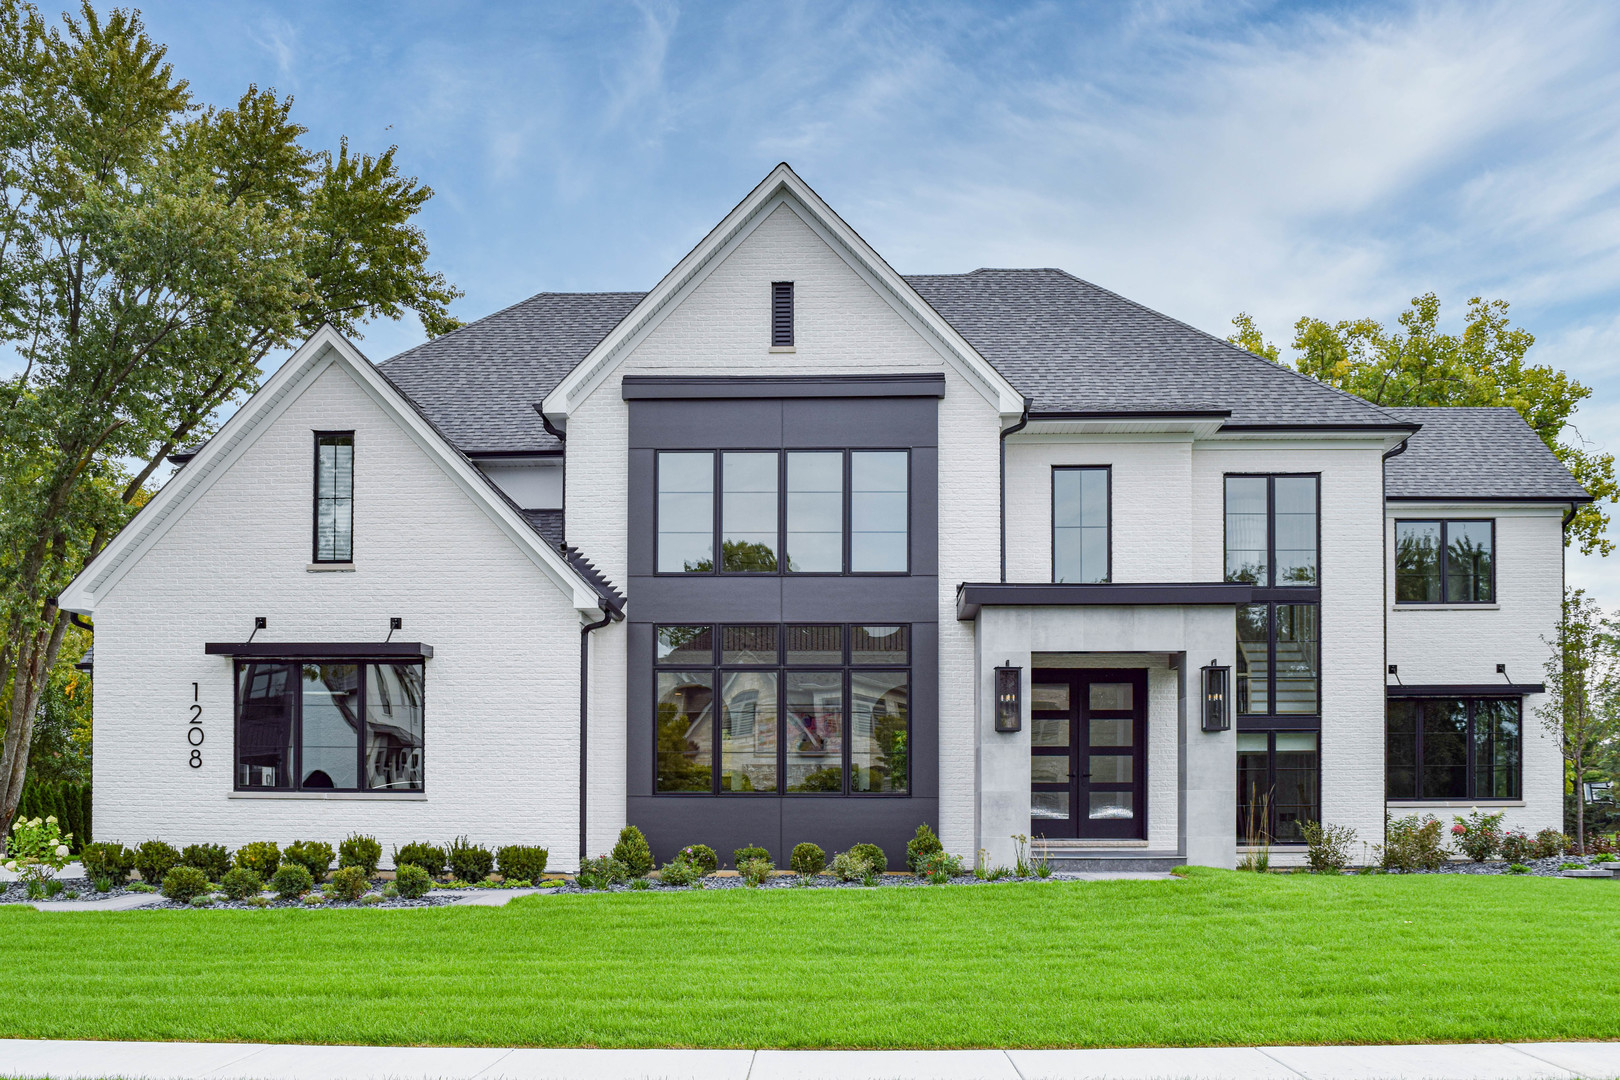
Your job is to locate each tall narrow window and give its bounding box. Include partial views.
[1395,520,1494,603]
[771,281,794,346]
[657,452,715,573]
[313,433,354,562]
[1053,466,1109,583]
[1237,731,1320,843]
[786,452,843,573]
[1225,475,1317,586]
[721,452,778,572]
[850,451,908,572]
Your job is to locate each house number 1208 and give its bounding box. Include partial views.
[188,682,202,767]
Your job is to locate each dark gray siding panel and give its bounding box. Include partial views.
[630,400,784,449]
[781,398,938,448]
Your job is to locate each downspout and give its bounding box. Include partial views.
[1379,436,1410,856]
[535,405,568,547]
[999,401,1030,583]
[579,600,621,865]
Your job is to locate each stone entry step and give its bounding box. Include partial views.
[1038,849,1187,873]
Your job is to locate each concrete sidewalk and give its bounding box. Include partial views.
[0,1039,1615,1080]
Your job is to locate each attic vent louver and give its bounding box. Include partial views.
[771,281,794,347]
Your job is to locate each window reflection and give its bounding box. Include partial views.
[786,671,844,792]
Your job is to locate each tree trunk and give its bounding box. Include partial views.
[0,606,69,838]
[1573,747,1586,854]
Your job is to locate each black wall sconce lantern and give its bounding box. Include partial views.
[1201,660,1230,732]
[994,663,1022,733]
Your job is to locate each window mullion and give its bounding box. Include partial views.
[1266,476,1276,589]
[356,663,368,792]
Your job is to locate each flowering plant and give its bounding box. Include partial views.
[1451,808,1506,862]
[4,815,74,885]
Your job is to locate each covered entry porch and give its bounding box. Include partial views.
[959,583,1250,870]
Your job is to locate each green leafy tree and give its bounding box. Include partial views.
[0,1,460,834]
[1229,295,1616,554]
[1538,588,1620,853]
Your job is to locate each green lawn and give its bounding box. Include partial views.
[1,869,1617,1048]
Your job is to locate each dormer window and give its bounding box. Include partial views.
[313,432,354,563]
[771,281,794,347]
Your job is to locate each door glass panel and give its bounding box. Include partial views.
[1032,757,1070,784]
[1090,717,1132,747]
[1089,755,1132,784]
[1032,791,1070,820]
[1089,791,1134,819]
[1031,717,1070,747]
[1088,682,1133,710]
[1032,683,1070,711]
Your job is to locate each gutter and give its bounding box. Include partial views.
[999,401,1030,583]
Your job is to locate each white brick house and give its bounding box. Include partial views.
[59,164,1588,871]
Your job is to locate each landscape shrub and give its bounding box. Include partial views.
[1380,815,1447,872]
[1500,830,1535,865]
[219,867,262,901]
[611,825,654,877]
[737,856,774,887]
[920,849,964,884]
[446,836,494,882]
[1451,809,1505,862]
[79,842,135,883]
[4,815,74,885]
[496,845,549,882]
[1594,852,1618,864]
[1588,834,1617,855]
[789,842,825,876]
[1531,829,1570,860]
[189,894,214,908]
[338,833,382,876]
[133,840,181,885]
[678,844,718,876]
[323,865,371,902]
[658,858,702,887]
[393,863,433,899]
[160,866,211,903]
[270,862,315,900]
[1300,821,1357,874]
[906,823,943,873]
[234,841,281,878]
[283,840,335,881]
[1508,863,1532,874]
[849,842,888,874]
[180,843,232,881]
[829,850,872,883]
[392,841,446,877]
[731,844,769,868]
[576,855,628,890]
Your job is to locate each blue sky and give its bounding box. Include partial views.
[33,0,1620,605]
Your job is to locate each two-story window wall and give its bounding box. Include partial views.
[1226,474,1320,843]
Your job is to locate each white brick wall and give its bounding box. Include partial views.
[1385,503,1566,835]
[92,361,588,868]
[565,201,1002,857]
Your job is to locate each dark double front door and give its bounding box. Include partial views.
[1030,668,1147,839]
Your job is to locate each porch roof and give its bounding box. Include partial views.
[955,581,1256,620]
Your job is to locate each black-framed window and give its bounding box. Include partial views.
[1237,730,1319,843]
[654,623,909,796]
[655,449,909,576]
[1053,466,1110,583]
[313,432,354,563]
[1225,474,1318,586]
[1237,603,1318,715]
[235,660,424,792]
[1395,520,1495,603]
[1386,698,1520,800]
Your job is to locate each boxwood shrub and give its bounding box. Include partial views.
[677,844,718,876]
[180,843,232,881]
[80,842,135,883]
[338,833,382,876]
[160,865,211,903]
[220,867,262,901]
[446,835,494,882]
[849,842,888,874]
[393,841,446,877]
[576,855,628,890]
[393,863,433,899]
[323,865,371,902]
[496,845,549,883]
[906,824,943,873]
[731,844,769,868]
[790,842,825,876]
[134,840,181,885]
[283,840,335,881]
[270,862,315,900]
[234,841,281,878]
[611,825,653,877]
[659,858,702,887]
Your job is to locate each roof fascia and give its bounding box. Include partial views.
[540,164,1024,426]
[59,326,607,617]
[1385,495,1590,506]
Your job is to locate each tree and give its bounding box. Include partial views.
[0,2,461,835]
[1538,588,1620,853]
[1229,295,1616,555]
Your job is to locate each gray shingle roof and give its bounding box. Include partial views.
[376,269,1420,454]
[380,292,644,454]
[905,269,1407,426]
[1383,407,1588,502]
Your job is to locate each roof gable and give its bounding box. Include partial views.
[58,326,617,617]
[540,164,1024,427]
